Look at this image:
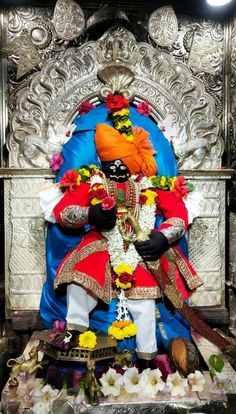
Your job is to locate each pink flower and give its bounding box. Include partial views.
[50,153,64,172]
[137,101,152,117]
[102,197,115,210]
[78,100,95,115]
[49,320,65,340]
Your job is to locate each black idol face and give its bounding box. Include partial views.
[101,159,131,182]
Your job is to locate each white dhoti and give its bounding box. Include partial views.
[66,283,157,359]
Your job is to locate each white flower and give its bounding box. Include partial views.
[31,384,59,414]
[166,371,188,396]
[139,368,165,397]
[188,370,206,392]
[123,367,142,394]
[99,368,123,397]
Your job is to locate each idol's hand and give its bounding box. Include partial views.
[134,230,168,261]
[89,204,116,231]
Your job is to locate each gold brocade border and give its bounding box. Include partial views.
[55,239,113,303]
[136,351,158,360]
[55,264,113,304]
[113,286,163,300]
[172,248,203,290]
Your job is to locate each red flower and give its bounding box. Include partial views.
[139,194,148,205]
[137,101,152,117]
[94,188,107,199]
[173,176,189,198]
[102,197,115,211]
[106,93,130,113]
[135,173,145,182]
[60,169,79,191]
[78,100,95,115]
[119,272,135,284]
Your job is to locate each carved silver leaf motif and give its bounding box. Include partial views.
[148,6,178,47]
[188,32,221,74]
[8,26,223,170]
[53,0,85,40]
[6,30,42,79]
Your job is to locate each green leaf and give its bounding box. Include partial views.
[117,188,125,201]
[125,201,131,208]
[209,354,224,373]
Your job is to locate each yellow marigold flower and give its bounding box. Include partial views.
[170,177,177,191]
[115,278,132,290]
[79,168,90,177]
[91,197,102,206]
[113,108,130,117]
[122,323,137,337]
[160,176,166,187]
[89,164,100,173]
[123,120,132,128]
[108,326,125,340]
[78,330,97,349]
[76,175,81,185]
[114,263,133,275]
[144,189,157,205]
[98,184,105,189]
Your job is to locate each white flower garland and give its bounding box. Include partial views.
[90,173,157,324]
[101,175,156,270]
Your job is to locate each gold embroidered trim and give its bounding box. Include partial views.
[113,286,163,300]
[56,240,106,278]
[171,248,202,290]
[136,351,158,360]
[164,285,184,309]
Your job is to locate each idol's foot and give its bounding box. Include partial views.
[52,330,79,351]
[137,358,156,371]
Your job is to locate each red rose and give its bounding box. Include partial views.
[106,93,130,113]
[94,188,107,199]
[119,272,133,284]
[102,197,116,211]
[60,170,79,191]
[139,194,147,205]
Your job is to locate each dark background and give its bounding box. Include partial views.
[0,0,236,20]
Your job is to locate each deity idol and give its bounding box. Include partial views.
[40,94,202,368]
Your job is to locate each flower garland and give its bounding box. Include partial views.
[106,93,133,142]
[88,172,158,340]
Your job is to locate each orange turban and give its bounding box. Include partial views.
[95,123,157,176]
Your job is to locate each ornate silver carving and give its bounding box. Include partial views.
[53,0,85,41]
[188,32,222,75]
[188,179,226,307]
[8,26,223,170]
[6,30,42,79]
[148,6,178,47]
[27,19,53,49]
[4,176,52,314]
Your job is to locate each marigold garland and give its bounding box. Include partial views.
[106,93,133,142]
[108,321,137,340]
